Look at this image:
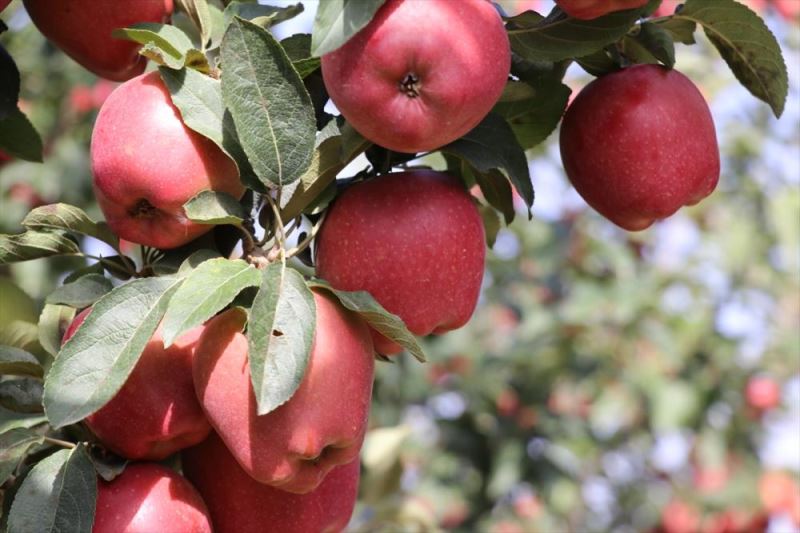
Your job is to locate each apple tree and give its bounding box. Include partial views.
[0,0,793,531]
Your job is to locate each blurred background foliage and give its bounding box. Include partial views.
[1,1,798,532]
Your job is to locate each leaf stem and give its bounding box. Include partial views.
[43,436,77,449]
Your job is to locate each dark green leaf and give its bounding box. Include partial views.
[0,379,43,414]
[45,275,113,309]
[161,258,261,346]
[311,0,386,57]
[0,346,42,378]
[8,445,96,533]
[43,277,182,428]
[508,6,649,62]
[442,113,534,216]
[633,21,676,67]
[676,0,788,117]
[22,204,119,249]
[184,190,246,226]
[0,428,43,486]
[309,280,427,362]
[474,169,516,225]
[0,44,19,121]
[0,108,43,163]
[159,67,259,191]
[221,18,316,188]
[281,34,321,78]
[492,80,571,150]
[248,263,316,415]
[0,232,80,265]
[223,1,304,29]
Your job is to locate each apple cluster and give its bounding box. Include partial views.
[13,0,729,530]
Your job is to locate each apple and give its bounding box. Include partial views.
[63,308,211,460]
[23,0,173,81]
[315,170,486,354]
[183,432,360,533]
[745,375,781,411]
[91,71,244,249]
[192,290,374,493]
[321,0,510,153]
[94,463,212,533]
[559,64,719,231]
[0,0,10,13]
[555,0,647,19]
[661,500,701,533]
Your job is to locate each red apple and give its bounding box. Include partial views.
[559,64,719,231]
[773,0,800,23]
[555,0,647,19]
[192,291,374,493]
[315,170,486,354]
[63,308,211,460]
[661,500,701,533]
[91,71,243,249]
[745,376,781,411]
[94,463,212,533]
[23,0,173,81]
[182,432,360,533]
[321,0,510,153]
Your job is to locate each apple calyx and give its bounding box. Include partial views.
[400,73,422,97]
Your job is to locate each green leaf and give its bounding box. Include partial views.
[0,407,46,434]
[22,204,119,249]
[177,249,224,276]
[281,34,321,78]
[311,0,386,57]
[0,43,20,121]
[442,113,534,216]
[656,17,697,44]
[0,232,80,265]
[508,6,648,62]
[220,18,316,188]
[0,346,42,378]
[479,204,503,248]
[113,22,193,69]
[308,280,427,362]
[37,305,75,360]
[474,169,515,225]
[281,119,369,222]
[0,428,42,486]
[576,48,620,76]
[43,277,182,428]
[675,0,788,117]
[176,0,213,48]
[492,79,571,150]
[223,1,304,29]
[161,258,261,346]
[633,21,676,67]
[0,379,43,414]
[8,445,96,533]
[0,108,43,163]
[248,263,316,415]
[183,190,246,226]
[45,275,113,309]
[159,67,259,191]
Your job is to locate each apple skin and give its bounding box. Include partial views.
[559,64,719,231]
[182,432,360,533]
[555,0,647,19]
[315,170,486,354]
[23,0,173,81]
[192,291,374,494]
[63,308,211,460]
[321,0,510,153]
[745,376,781,411]
[93,463,212,533]
[91,71,243,249]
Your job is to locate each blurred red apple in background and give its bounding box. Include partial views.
[315,171,486,355]
[321,0,510,153]
[182,432,360,533]
[745,375,781,411]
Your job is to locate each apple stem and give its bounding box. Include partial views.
[264,194,287,266]
[43,436,77,449]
